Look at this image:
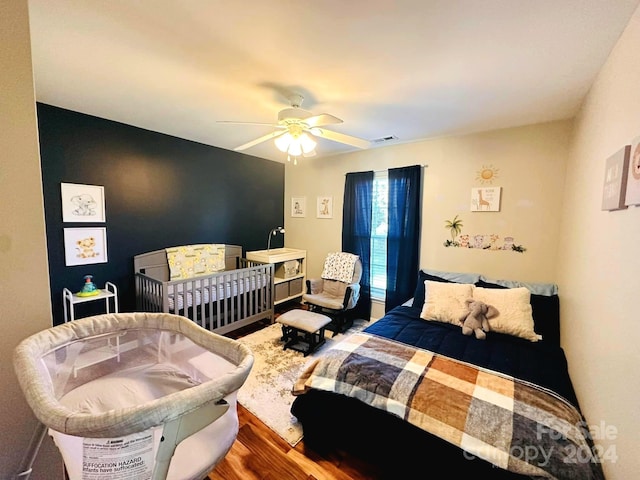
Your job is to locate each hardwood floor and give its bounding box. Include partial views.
[207,404,383,480]
[208,303,385,480]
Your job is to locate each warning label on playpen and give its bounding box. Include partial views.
[82,431,154,479]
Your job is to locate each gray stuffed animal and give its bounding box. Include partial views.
[460,299,499,340]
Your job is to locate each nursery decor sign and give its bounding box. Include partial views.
[61,183,106,222]
[64,227,108,266]
[470,187,501,212]
[601,145,630,211]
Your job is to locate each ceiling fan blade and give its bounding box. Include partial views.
[234,130,286,151]
[310,128,371,149]
[304,113,343,128]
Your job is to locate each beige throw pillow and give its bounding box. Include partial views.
[420,281,474,325]
[473,286,540,342]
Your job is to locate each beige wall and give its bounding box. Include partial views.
[557,6,640,479]
[285,119,571,315]
[0,1,62,478]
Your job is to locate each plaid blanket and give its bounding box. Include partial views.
[293,332,604,480]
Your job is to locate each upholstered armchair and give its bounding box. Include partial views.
[302,252,362,335]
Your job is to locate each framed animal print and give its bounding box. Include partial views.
[470,187,501,212]
[64,227,108,266]
[61,183,106,222]
[317,196,333,219]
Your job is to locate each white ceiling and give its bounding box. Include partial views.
[27,0,640,163]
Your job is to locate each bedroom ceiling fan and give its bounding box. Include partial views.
[218,94,371,164]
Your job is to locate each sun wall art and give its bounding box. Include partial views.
[476,165,499,185]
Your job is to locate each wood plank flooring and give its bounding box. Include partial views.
[208,303,385,480]
[207,404,383,480]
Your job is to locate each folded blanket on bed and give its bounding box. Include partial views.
[293,332,604,480]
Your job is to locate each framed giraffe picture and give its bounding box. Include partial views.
[470,187,501,212]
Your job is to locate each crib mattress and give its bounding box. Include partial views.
[167,275,268,311]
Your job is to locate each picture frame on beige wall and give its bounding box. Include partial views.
[317,196,333,218]
[291,196,306,217]
[624,136,640,206]
[602,145,630,211]
[470,187,501,212]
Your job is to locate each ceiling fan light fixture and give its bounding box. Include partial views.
[227,93,370,157]
[274,130,317,160]
[299,132,316,154]
[288,141,303,157]
[274,132,293,152]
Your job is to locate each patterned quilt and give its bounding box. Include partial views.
[293,332,605,480]
[321,252,359,283]
[166,244,226,280]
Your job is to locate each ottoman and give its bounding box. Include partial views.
[276,309,332,356]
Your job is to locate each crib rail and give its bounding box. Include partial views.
[136,259,274,335]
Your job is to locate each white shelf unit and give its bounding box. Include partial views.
[63,281,118,322]
[62,281,120,376]
[246,248,306,306]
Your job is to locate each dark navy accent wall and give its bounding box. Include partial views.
[38,103,284,325]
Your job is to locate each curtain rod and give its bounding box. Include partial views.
[368,164,428,173]
[344,165,428,175]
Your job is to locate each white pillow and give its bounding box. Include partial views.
[420,281,474,325]
[473,286,540,342]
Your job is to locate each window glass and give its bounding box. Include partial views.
[371,171,387,299]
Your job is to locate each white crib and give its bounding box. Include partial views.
[134,244,274,335]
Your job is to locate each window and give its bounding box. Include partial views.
[370,170,388,300]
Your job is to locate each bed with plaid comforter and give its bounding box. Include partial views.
[293,332,604,480]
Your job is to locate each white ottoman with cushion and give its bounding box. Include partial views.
[276,309,332,356]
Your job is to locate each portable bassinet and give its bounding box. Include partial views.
[13,312,253,480]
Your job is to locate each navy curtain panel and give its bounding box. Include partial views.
[342,171,374,321]
[385,165,422,312]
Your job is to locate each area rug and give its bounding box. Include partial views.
[236,316,373,447]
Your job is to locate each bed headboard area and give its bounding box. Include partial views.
[411,268,561,346]
[133,244,243,282]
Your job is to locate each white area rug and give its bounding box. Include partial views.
[236,316,373,447]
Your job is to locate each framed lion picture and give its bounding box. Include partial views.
[63,227,108,266]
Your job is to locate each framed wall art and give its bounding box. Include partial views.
[61,183,106,222]
[317,196,333,219]
[470,187,501,212]
[601,145,630,211]
[291,196,306,217]
[64,227,108,266]
[624,136,640,207]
